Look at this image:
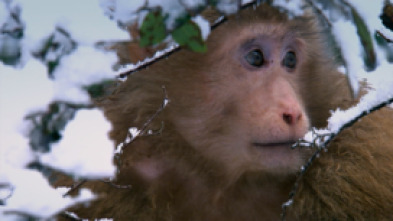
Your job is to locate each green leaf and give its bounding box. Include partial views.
[351,8,376,70]
[140,10,167,47]
[171,20,207,53]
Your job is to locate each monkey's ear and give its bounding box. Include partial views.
[117,154,170,187]
[131,156,169,183]
[115,138,172,186]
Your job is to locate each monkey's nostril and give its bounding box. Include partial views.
[283,113,294,125]
[282,111,302,125]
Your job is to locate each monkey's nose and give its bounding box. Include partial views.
[282,109,302,126]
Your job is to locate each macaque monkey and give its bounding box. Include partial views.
[57,3,393,220]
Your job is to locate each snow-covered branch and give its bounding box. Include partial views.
[282,72,393,219]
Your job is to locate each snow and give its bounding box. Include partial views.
[358,62,393,91]
[100,0,212,38]
[17,0,129,45]
[302,128,332,148]
[347,0,393,42]
[101,0,145,27]
[115,127,141,154]
[347,0,393,67]
[192,15,210,40]
[328,62,393,133]
[40,109,116,178]
[0,1,8,25]
[216,0,238,15]
[331,19,362,97]
[1,0,393,220]
[1,0,120,219]
[0,165,95,219]
[0,60,54,161]
[52,46,118,103]
[273,0,305,16]
[319,0,393,135]
[301,61,393,148]
[102,0,186,29]
[181,0,205,9]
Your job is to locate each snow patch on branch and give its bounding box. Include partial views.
[193,15,210,40]
[273,0,305,16]
[0,166,95,219]
[40,109,116,179]
[330,62,393,133]
[52,46,118,104]
[307,62,393,138]
[116,43,179,78]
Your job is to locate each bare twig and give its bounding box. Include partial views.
[100,179,132,189]
[62,178,131,199]
[62,180,87,197]
[137,86,168,135]
[281,96,393,220]
[116,85,169,152]
[376,30,393,43]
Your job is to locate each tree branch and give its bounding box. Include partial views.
[117,0,260,79]
[376,30,393,43]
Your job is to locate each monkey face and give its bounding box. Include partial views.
[167,24,312,176]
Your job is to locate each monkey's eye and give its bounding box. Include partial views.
[283,51,297,69]
[245,49,265,67]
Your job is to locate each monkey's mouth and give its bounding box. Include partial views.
[252,141,297,148]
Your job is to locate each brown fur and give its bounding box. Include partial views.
[288,107,393,220]
[56,4,393,221]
